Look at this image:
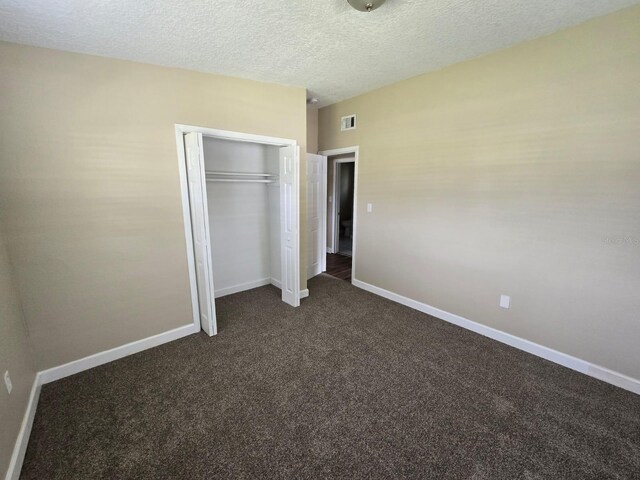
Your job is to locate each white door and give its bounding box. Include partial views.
[307,154,327,278]
[184,132,217,335]
[279,146,300,307]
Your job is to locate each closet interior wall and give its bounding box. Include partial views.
[202,137,281,297]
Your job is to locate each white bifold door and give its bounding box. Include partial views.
[184,132,217,335]
[279,145,301,307]
[183,133,300,336]
[307,153,327,279]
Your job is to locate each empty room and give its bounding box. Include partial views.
[2,1,640,479]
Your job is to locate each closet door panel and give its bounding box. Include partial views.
[184,132,217,335]
[279,146,300,307]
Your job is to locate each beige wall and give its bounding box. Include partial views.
[319,6,640,379]
[307,107,318,154]
[0,223,36,477]
[0,42,307,370]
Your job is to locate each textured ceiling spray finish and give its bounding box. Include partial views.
[0,0,637,106]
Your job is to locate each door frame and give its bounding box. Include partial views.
[318,146,359,283]
[175,124,300,332]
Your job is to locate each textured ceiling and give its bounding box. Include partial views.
[1,0,638,106]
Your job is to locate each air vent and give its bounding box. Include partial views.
[341,114,357,131]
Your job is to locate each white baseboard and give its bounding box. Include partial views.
[9,280,637,480]
[38,323,198,384]
[5,376,41,480]
[215,278,308,301]
[214,278,272,298]
[586,364,640,394]
[7,323,198,479]
[269,278,307,299]
[352,278,640,396]
[6,279,315,479]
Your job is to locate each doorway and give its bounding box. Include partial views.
[334,160,355,256]
[318,147,359,284]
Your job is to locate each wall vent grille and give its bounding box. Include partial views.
[341,114,357,131]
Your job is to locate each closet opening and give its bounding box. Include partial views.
[176,125,301,336]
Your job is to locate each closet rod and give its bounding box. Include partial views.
[206,178,277,183]
[205,171,277,177]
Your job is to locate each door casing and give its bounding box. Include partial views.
[319,146,359,284]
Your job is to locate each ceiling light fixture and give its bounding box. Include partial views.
[347,0,386,12]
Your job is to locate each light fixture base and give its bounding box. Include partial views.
[347,0,386,12]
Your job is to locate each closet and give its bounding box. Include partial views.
[179,128,300,336]
[204,137,281,295]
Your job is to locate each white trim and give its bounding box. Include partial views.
[319,147,359,283]
[175,128,201,331]
[352,278,640,396]
[587,364,640,394]
[269,277,307,299]
[332,160,340,254]
[5,270,311,479]
[319,146,360,157]
[321,155,328,273]
[7,287,636,480]
[38,324,198,384]
[5,376,41,480]
[214,278,272,298]
[7,323,198,478]
[292,145,302,307]
[212,278,310,299]
[175,124,296,147]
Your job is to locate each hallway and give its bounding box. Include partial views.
[326,253,351,282]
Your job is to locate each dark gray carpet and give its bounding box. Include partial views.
[21,275,640,479]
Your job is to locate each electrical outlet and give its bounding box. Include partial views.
[4,370,12,394]
[367,203,373,213]
[500,295,511,309]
